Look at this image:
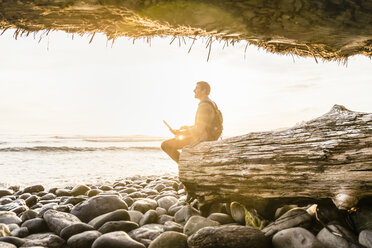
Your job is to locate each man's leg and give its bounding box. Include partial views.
[161,136,193,163]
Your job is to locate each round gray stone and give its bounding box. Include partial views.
[21,218,48,234]
[43,209,82,235]
[0,241,16,248]
[88,209,130,229]
[71,185,91,197]
[129,210,143,224]
[359,230,372,248]
[10,227,28,238]
[131,199,158,214]
[316,224,358,248]
[0,236,25,247]
[184,216,220,236]
[22,185,44,194]
[157,196,178,212]
[149,231,188,248]
[174,205,200,223]
[139,210,158,226]
[22,232,64,248]
[21,209,38,222]
[272,227,324,248]
[207,213,234,225]
[71,195,128,223]
[92,231,145,248]
[67,230,102,248]
[128,224,164,244]
[60,222,95,240]
[0,214,21,225]
[98,221,139,234]
[164,221,184,233]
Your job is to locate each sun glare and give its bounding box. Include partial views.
[0,30,371,138]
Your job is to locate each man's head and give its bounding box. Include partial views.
[194,81,210,99]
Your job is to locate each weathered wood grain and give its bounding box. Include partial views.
[179,105,372,210]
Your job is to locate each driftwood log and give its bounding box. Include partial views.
[179,105,372,214]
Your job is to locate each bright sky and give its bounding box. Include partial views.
[0,30,371,137]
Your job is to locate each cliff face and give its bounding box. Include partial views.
[1,0,371,60]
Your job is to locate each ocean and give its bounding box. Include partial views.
[0,135,177,188]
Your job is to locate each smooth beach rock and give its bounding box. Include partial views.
[40,193,56,201]
[88,209,130,229]
[36,203,58,218]
[139,210,158,226]
[128,192,148,199]
[207,213,234,225]
[43,209,81,235]
[128,224,164,244]
[128,210,143,224]
[157,196,178,212]
[22,185,44,194]
[25,196,39,208]
[60,222,94,240]
[21,218,48,234]
[164,221,184,232]
[86,189,103,197]
[10,227,28,238]
[0,199,27,212]
[0,224,10,237]
[122,197,134,207]
[174,205,200,223]
[0,189,13,198]
[316,224,358,248]
[70,195,128,223]
[71,185,90,196]
[155,207,167,216]
[55,189,71,197]
[0,237,25,247]
[141,189,159,196]
[0,241,16,248]
[63,196,86,205]
[131,199,157,214]
[99,185,113,191]
[188,225,271,248]
[67,230,102,248]
[262,208,312,237]
[98,221,139,234]
[10,206,27,216]
[272,227,324,248]
[21,210,38,222]
[184,216,220,236]
[169,202,186,216]
[92,231,145,248]
[230,202,246,224]
[154,184,166,192]
[120,188,137,194]
[22,232,64,248]
[148,231,188,248]
[19,193,32,200]
[359,230,372,248]
[0,198,13,205]
[158,214,174,224]
[0,214,21,225]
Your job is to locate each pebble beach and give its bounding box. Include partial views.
[0,175,371,248]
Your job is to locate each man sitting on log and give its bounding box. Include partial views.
[161,81,222,163]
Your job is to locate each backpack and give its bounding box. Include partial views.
[202,100,223,141]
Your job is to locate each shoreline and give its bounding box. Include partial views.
[0,175,371,248]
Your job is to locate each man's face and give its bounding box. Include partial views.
[193,84,204,99]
